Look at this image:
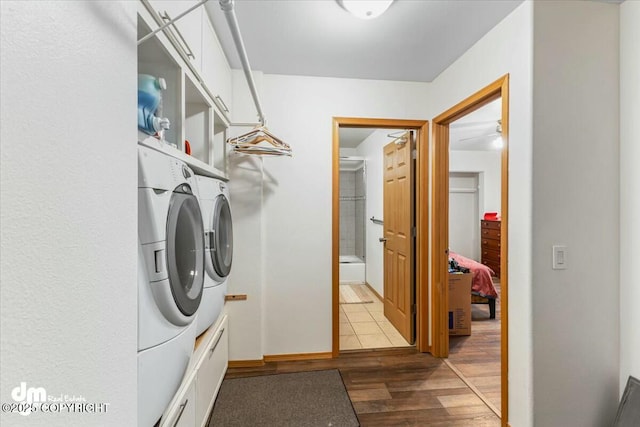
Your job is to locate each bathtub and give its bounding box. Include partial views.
[339,255,365,284]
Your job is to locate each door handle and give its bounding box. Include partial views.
[379,238,387,243]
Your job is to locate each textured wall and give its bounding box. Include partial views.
[532,2,620,425]
[619,0,640,396]
[0,2,137,425]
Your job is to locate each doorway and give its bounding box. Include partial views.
[332,118,429,356]
[431,75,509,424]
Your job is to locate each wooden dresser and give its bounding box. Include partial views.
[481,220,501,276]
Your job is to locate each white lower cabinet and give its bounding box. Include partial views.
[161,315,228,427]
[164,377,196,427]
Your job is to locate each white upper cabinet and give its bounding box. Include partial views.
[149,0,203,77]
[201,15,232,119]
[138,0,231,178]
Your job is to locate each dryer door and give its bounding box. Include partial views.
[209,194,233,279]
[166,183,204,316]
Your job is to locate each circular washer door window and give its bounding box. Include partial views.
[210,194,233,278]
[166,183,204,316]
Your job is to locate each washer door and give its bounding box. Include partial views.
[166,183,204,316]
[208,194,233,280]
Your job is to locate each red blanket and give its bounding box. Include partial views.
[450,251,498,298]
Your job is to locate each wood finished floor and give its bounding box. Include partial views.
[448,280,502,412]
[224,348,500,426]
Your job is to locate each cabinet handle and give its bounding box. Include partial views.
[172,398,189,427]
[215,95,230,113]
[209,328,225,358]
[161,12,195,60]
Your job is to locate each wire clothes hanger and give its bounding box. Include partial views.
[227,125,292,156]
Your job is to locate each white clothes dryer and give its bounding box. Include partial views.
[137,144,205,426]
[194,175,233,336]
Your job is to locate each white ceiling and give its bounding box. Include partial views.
[339,127,377,149]
[205,0,524,82]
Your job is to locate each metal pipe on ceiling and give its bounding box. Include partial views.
[218,0,266,125]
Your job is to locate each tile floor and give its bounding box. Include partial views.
[339,287,412,350]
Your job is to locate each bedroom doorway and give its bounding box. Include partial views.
[331,118,429,356]
[431,75,509,424]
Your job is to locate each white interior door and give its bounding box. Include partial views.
[448,172,480,260]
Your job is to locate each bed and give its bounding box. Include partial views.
[449,251,498,319]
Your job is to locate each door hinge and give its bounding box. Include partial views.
[412,226,417,238]
[412,148,417,159]
[411,304,417,314]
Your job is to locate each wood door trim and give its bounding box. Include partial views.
[431,75,509,425]
[332,117,429,356]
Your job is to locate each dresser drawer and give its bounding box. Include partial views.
[481,227,501,240]
[482,248,501,263]
[481,220,501,230]
[482,259,500,275]
[481,238,500,251]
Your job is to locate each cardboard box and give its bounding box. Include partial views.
[449,273,472,336]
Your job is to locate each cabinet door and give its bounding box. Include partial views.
[195,316,228,427]
[162,377,196,427]
[201,15,232,117]
[151,0,203,76]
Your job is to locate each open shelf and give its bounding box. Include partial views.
[185,76,212,164]
[137,2,230,180]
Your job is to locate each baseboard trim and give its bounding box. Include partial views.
[228,359,265,368]
[364,282,383,302]
[263,352,333,363]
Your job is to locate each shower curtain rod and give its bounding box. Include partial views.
[217,0,266,125]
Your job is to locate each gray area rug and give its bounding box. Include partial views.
[209,369,359,427]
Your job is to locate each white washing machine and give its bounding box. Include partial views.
[137,144,205,426]
[194,175,233,336]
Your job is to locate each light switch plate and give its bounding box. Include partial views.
[552,245,567,270]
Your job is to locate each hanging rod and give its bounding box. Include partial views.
[138,0,210,45]
[387,130,409,143]
[216,0,266,125]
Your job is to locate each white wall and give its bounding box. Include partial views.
[223,70,269,362]
[0,2,137,426]
[619,0,640,396]
[226,3,625,426]
[339,147,358,157]
[532,2,620,426]
[450,150,502,215]
[260,76,431,355]
[355,130,389,296]
[227,2,535,423]
[428,2,534,425]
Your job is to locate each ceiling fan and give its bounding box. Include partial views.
[457,120,502,143]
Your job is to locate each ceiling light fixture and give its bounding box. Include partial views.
[339,0,394,20]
